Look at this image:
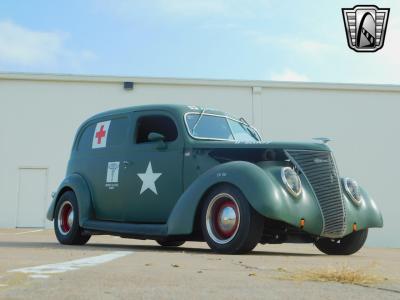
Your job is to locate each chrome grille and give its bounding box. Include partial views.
[285,150,346,238]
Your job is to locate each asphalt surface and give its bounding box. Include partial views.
[0,229,399,300]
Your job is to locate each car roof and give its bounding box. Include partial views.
[86,104,231,122]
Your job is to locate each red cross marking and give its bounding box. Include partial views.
[95,125,106,144]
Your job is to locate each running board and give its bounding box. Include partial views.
[82,220,168,238]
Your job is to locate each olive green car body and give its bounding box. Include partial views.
[47,104,383,242]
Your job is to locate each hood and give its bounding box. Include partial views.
[190,140,331,152]
[190,140,331,164]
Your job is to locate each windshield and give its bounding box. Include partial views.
[185,113,260,142]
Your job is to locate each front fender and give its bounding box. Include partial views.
[46,173,94,226]
[342,183,383,236]
[167,161,324,236]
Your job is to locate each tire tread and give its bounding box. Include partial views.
[201,184,264,254]
[54,191,91,245]
[315,229,368,255]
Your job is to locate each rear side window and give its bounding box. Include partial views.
[136,115,178,144]
[77,123,96,151]
[77,117,128,151]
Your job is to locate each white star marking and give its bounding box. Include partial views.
[137,162,162,195]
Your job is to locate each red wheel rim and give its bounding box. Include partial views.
[213,199,239,238]
[57,201,74,235]
[206,193,240,244]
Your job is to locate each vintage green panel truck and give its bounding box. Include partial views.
[47,104,383,254]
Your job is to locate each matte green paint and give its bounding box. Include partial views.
[47,104,383,240]
[342,186,383,235]
[47,173,94,226]
[167,160,324,236]
[122,110,184,223]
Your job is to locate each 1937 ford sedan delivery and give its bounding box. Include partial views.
[47,104,383,254]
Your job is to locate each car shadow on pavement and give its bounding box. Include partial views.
[0,241,322,257]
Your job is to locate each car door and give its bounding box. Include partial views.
[122,111,183,223]
[77,115,130,221]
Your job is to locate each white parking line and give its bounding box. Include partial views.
[0,229,43,236]
[15,229,44,235]
[9,251,132,279]
[29,274,50,279]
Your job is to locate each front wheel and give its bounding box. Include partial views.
[156,240,185,247]
[54,191,91,245]
[315,229,368,255]
[201,184,264,254]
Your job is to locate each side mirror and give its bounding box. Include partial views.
[148,132,165,142]
[147,132,167,149]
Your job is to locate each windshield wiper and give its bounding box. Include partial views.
[239,117,261,141]
[191,108,206,133]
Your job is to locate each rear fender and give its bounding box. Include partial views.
[46,173,94,226]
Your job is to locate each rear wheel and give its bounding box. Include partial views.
[315,229,368,255]
[54,191,91,245]
[156,240,185,247]
[201,184,264,254]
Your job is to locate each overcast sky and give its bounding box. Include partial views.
[0,0,398,84]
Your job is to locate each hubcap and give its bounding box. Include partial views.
[217,205,237,236]
[206,193,240,244]
[57,201,74,235]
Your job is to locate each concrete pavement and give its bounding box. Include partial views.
[0,228,399,299]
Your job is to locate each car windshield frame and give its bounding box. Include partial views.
[184,112,261,142]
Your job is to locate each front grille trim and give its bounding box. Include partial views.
[284,149,346,238]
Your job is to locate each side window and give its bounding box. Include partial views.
[136,115,178,144]
[77,123,96,151]
[77,117,128,151]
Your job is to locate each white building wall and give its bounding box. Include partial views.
[256,87,400,248]
[1,73,399,247]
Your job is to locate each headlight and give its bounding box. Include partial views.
[281,167,302,197]
[343,178,362,205]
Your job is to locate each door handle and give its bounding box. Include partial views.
[122,160,133,169]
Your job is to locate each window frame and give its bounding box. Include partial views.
[133,111,181,147]
[75,115,130,152]
[184,112,258,142]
